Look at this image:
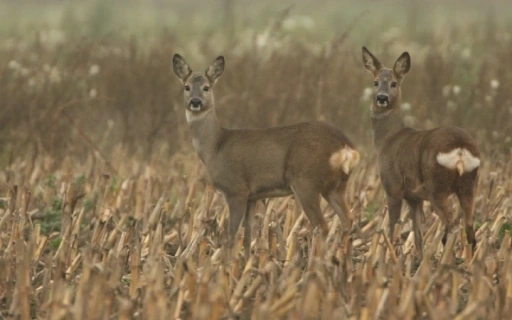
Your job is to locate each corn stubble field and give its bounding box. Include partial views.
[1,0,512,319]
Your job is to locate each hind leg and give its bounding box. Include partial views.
[458,194,476,252]
[291,183,328,235]
[323,181,353,234]
[429,195,453,246]
[456,171,478,251]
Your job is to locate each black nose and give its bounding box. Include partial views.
[190,98,202,107]
[376,94,389,103]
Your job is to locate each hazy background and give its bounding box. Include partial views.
[0,0,511,169]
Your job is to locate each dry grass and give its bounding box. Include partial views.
[1,147,511,319]
[1,1,512,319]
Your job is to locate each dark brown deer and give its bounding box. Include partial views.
[361,47,480,260]
[172,54,360,260]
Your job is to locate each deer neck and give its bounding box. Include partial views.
[186,107,225,163]
[370,105,406,152]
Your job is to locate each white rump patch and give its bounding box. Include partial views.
[436,148,480,176]
[186,109,212,123]
[329,146,360,174]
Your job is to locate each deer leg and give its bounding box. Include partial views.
[456,184,477,251]
[291,184,328,235]
[387,196,402,245]
[430,196,453,246]
[226,196,249,261]
[458,195,476,252]
[324,182,353,234]
[243,200,256,261]
[405,199,424,260]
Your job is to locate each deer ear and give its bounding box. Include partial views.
[205,56,225,84]
[393,52,411,78]
[362,47,382,75]
[172,54,192,81]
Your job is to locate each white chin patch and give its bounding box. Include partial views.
[189,106,202,112]
[376,101,388,108]
[186,108,212,123]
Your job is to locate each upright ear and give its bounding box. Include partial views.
[393,52,411,78]
[205,56,225,84]
[172,54,192,81]
[362,46,383,75]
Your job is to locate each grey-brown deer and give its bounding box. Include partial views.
[172,54,360,260]
[361,47,480,260]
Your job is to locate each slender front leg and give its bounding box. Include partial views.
[225,196,249,262]
[406,199,424,260]
[243,200,256,261]
[387,196,402,244]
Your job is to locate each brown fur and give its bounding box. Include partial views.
[173,54,359,260]
[361,47,480,260]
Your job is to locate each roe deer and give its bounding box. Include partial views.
[361,47,480,260]
[172,54,360,260]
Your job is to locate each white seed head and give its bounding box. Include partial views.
[490,79,500,90]
[400,102,411,111]
[256,32,269,48]
[89,88,97,98]
[362,87,373,101]
[8,60,20,70]
[89,64,100,76]
[452,85,461,95]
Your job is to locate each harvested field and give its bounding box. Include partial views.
[1,147,511,319]
[0,0,512,319]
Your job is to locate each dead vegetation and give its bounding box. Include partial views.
[0,145,511,319]
[0,1,512,319]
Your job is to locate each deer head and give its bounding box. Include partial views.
[172,54,225,114]
[362,47,410,117]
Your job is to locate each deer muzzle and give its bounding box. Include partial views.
[376,94,389,108]
[189,98,203,111]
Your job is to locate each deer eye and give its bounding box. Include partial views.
[203,86,210,92]
[391,82,398,88]
[184,85,190,91]
[373,81,379,87]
